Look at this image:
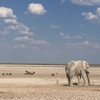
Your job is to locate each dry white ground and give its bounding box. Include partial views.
[0,65,100,100]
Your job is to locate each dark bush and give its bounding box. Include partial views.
[51,73,55,76]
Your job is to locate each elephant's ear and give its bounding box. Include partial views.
[66,61,75,69]
[82,61,89,72]
[71,61,75,66]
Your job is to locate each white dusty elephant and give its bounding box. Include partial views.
[65,60,90,86]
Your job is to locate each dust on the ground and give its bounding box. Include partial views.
[0,66,100,100]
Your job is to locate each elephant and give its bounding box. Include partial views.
[65,60,90,86]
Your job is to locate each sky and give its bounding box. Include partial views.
[0,0,100,64]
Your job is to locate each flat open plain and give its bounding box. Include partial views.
[0,64,100,100]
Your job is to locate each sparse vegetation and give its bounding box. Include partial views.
[9,73,12,75]
[51,73,55,76]
[51,73,59,76]
[2,73,5,75]
[2,73,12,76]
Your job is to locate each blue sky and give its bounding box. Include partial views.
[0,0,100,64]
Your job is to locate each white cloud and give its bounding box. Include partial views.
[32,40,49,45]
[74,35,82,39]
[7,24,33,35]
[4,19,18,24]
[0,7,16,18]
[66,41,91,47]
[59,32,82,39]
[82,12,97,20]
[26,3,47,15]
[0,22,34,35]
[82,7,100,22]
[50,25,60,29]
[61,0,67,4]
[59,32,71,39]
[65,40,100,49]
[96,7,100,17]
[14,36,49,46]
[0,6,34,35]
[14,36,33,42]
[59,32,64,37]
[70,0,100,6]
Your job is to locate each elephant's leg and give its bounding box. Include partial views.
[82,76,86,86]
[66,74,70,86]
[86,72,90,85]
[82,72,87,86]
[77,75,81,85]
[69,76,73,86]
[66,74,73,86]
